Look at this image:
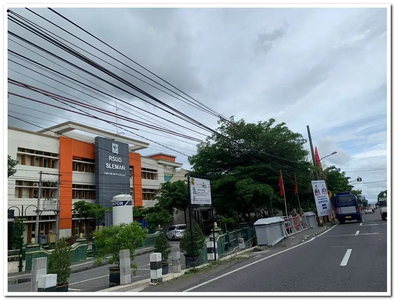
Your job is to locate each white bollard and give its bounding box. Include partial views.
[207,240,218,261]
[30,257,47,292]
[150,253,162,283]
[38,274,57,292]
[171,244,181,273]
[119,249,132,285]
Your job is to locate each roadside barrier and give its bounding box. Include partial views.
[282,215,310,237]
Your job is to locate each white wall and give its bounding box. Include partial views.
[8,129,60,217]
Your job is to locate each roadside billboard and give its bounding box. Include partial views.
[189,176,212,206]
[311,180,333,216]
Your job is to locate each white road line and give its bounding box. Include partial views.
[68,288,82,291]
[182,225,337,292]
[340,249,352,266]
[322,232,380,237]
[69,275,108,286]
[360,223,362,226]
[362,224,384,226]
[355,231,359,236]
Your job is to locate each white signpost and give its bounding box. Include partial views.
[311,180,333,217]
[189,177,212,206]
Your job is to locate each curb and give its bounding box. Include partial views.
[99,247,258,293]
[7,247,154,285]
[301,226,330,242]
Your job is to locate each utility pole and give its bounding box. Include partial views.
[35,171,43,241]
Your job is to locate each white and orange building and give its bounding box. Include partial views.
[8,121,184,243]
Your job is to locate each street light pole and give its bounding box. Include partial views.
[320,151,338,162]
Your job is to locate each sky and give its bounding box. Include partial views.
[5,5,389,203]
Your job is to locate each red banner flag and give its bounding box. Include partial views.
[294,173,298,195]
[315,146,322,169]
[279,170,284,196]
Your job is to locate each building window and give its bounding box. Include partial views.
[17,148,59,169]
[142,189,158,200]
[164,174,173,182]
[142,168,158,180]
[72,184,96,200]
[72,158,95,173]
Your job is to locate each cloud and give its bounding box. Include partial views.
[254,22,289,55]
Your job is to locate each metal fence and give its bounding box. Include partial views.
[281,215,310,237]
[215,226,256,258]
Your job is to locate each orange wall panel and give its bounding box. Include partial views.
[72,139,95,159]
[59,137,73,229]
[149,154,176,162]
[129,152,142,207]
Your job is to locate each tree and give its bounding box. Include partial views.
[144,206,173,231]
[93,222,147,273]
[72,201,108,238]
[154,181,189,215]
[11,217,24,250]
[324,166,361,196]
[8,155,18,177]
[48,238,72,287]
[189,117,312,220]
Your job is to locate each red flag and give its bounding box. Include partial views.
[294,174,298,195]
[279,170,284,196]
[315,146,322,169]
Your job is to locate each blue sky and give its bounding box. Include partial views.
[5,5,389,202]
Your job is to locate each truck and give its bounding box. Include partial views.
[378,197,387,221]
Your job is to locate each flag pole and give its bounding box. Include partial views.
[280,170,288,217]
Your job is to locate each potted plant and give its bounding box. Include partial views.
[93,222,147,287]
[48,238,72,292]
[154,232,171,274]
[180,222,206,268]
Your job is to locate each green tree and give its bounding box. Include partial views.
[189,118,312,220]
[324,166,361,196]
[8,155,18,177]
[144,206,173,231]
[93,222,147,273]
[48,238,72,286]
[154,181,189,214]
[180,222,206,257]
[72,201,108,238]
[11,217,25,249]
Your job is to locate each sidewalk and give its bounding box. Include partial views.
[100,224,334,293]
[7,246,154,285]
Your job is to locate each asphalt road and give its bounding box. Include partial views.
[8,241,185,293]
[144,212,388,293]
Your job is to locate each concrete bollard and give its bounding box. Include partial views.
[30,257,47,292]
[150,253,162,283]
[207,240,218,261]
[171,244,181,273]
[38,274,57,292]
[119,249,132,285]
[238,238,245,250]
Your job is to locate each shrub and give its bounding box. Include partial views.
[154,232,171,263]
[48,239,72,286]
[180,223,205,257]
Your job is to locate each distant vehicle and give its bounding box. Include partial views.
[378,197,387,221]
[334,192,362,224]
[166,224,187,240]
[364,208,373,214]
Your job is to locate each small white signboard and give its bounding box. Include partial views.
[311,180,333,216]
[190,177,212,206]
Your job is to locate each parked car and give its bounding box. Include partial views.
[166,224,187,240]
[364,208,373,214]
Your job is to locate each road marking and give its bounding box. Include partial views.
[69,275,108,286]
[182,225,337,292]
[340,249,352,266]
[322,232,380,237]
[360,223,362,226]
[68,288,82,291]
[362,224,385,226]
[355,231,359,236]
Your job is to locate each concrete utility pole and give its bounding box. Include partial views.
[35,171,43,240]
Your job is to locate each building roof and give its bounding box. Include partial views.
[146,152,177,158]
[37,121,149,151]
